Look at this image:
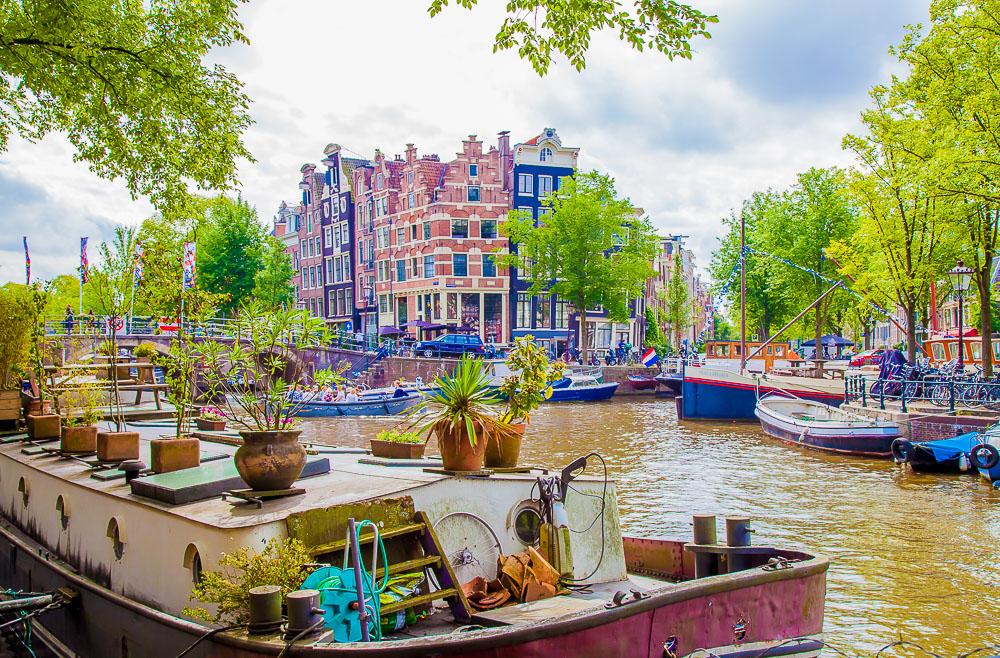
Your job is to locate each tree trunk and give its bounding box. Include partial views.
[904,304,917,363]
[578,308,587,366]
[979,270,993,377]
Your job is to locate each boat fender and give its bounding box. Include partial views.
[959,453,971,472]
[797,429,807,444]
[970,443,1000,470]
[890,439,913,464]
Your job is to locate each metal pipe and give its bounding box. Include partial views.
[346,518,371,642]
[740,216,746,373]
[0,594,57,613]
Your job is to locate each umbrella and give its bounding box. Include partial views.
[801,334,854,347]
[378,326,403,336]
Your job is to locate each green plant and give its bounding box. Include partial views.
[376,428,425,445]
[406,356,510,447]
[26,282,53,402]
[0,286,33,391]
[132,342,158,359]
[62,381,103,427]
[498,336,566,424]
[183,537,311,624]
[96,340,116,356]
[200,302,345,432]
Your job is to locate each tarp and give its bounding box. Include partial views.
[916,432,980,463]
[876,349,908,380]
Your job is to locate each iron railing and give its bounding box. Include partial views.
[845,372,1000,413]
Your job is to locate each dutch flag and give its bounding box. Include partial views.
[641,347,659,367]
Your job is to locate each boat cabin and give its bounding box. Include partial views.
[923,335,1000,366]
[704,340,802,373]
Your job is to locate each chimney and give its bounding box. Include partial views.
[405,143,417,164]
[498,131,513,194]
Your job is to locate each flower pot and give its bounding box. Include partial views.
[61,425,98,453]
[196,418,227,432]
[436,425,487,472]
[23,397,51,417]
[96,431,141,462]
[235,430,306,491]
[484,423,526,469]
[0,390,20,422]
[150,437,201,474]
[27,414,60,440]
[370,439,426,460]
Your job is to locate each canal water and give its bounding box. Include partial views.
[297,397,1000,655]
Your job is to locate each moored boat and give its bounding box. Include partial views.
[295,391,422,417]
[654,372,682,396]
[755,394,900,457]
[681,366,846,421]
[971,425,1000,485]
[548,373,619,401]
[890,433,977,474]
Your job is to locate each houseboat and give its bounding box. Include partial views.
[923,331,999,367]
[703,340,803,373]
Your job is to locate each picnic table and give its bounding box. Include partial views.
[43,362,167,410]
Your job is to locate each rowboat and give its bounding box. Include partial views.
[624,374,658,391]
[295,391,422,417]
[754,394,900,457]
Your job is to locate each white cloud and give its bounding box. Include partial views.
[0,0,928,282]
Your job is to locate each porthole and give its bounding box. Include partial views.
[106,518,125,560]
[55,495,70,530]
[17,477,28,507]
[183,544,203,585]
[513,506,542,546]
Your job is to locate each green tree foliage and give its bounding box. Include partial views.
[197,196,267,314]
[664,252,691,349]
[253,235,296,310]
[429,0,718,75]
[497,171,658,364]
[0,284,33,389]
[0,0,253,209]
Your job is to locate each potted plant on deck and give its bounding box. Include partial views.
[0,286,32,429]
[200,303,343,491]
[486,336,566,469]
[24,282,59,439]
[60,381,103,453]
[407,356,513,472]
[370,428,426,460]
[149,319,204,474]
[196,406,227,432]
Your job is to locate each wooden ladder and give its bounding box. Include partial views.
[304,510,472,624]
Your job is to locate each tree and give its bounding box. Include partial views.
[253,236,296,310]
[497,171,658,365]
[430,0,718,75]
[197,196,266,314]
[664,253,691,349]
[0,1,253,209]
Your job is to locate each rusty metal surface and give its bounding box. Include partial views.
[623,536,688,581]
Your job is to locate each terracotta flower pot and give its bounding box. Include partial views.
[150,437,201,474]
[436,425,487,472]
[484,423,526,469]
[23,398,51,417]
[370,439,426,460]
[27,414,61,440]
[61,425,98,453]
[235,430,306,491]
[196,418,227,432]
[96,431,141,462]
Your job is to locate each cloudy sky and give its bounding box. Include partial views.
[0,0,929,284]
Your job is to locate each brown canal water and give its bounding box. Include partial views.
[296,397,1000,655]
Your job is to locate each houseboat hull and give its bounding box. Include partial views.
[0,520,827,658]
[680,367,845,421]
[655,373,683,396]
[295,393,421,417]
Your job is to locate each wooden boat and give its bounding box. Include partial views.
[681,366,846,421]
[890,433,977,474]
[654,372,682,396]
[0,426,828,657]
[295,391,422,417]
[624,374,658,391]
[754,394,900,457]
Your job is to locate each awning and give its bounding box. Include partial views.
[801,334,854,347]
[446,324,478,333]
[401,320,436,329]
[378,326,404,336]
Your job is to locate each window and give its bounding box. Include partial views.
[328,290,336,316]
[517,293,530,327]
[467,186,480,202]
[396,260,407,282]
[410,224,417,240]
[326,258,335,281]
[453,254,468,276]
[535,296,551,328]
[540,147,553,162]
[423,222,431,240]
[333,225,341,248]
[301,268,307,285]
[409,192,415,208]
[379,294,389,313]
[517,173,533,195]
[451,218,469,238]
[555,299,569,329]
[481,219,497,239]
[343,256,350,279]
[469,163,478,177]
[315,237,322,254]
[335,257,343,283]
[396,227,406,245]
[307,214,313,233]
[538,175,553,198]
[310,267,316,288]
[345,288,353,311]
[300,240,306,255]
[517,207,533,221]
[411,257,418,279]
[447,293,458,319]
[482,254,496,277]
[408,171,414,185]
[423,255,435,278]
[376,173,384,190]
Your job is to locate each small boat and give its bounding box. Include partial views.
[971,425,1000,485]
[754,394,900,457]
[296,391,422,417]
[890,433,977,474]
[655,372,682,396]
[624,374,658,391]
[548,373,619,401]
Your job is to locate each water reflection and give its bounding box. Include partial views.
[297,397,1000,654]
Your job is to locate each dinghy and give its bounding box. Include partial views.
[754,394,900,457]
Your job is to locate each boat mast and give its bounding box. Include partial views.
[740,212,746,373]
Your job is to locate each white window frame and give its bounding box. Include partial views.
[538,175,553,198]
[517,173,533,196]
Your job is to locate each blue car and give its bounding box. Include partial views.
[414,334,485,358]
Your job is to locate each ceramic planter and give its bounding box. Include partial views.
[436,425,487,472]
[27,414,61,440]
[61,425,98,453]
[96,431,141,462]
[235,430,306,491]
[150,437,200,474]
[370,439,426,460]
[484,423,526,469]
[196,418,227,432]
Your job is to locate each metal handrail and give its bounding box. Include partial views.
[845,372,1000,412]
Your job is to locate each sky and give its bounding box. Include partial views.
[0,0,930,284]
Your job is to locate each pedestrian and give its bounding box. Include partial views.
[87,309,96,334]
[64,305,75,335]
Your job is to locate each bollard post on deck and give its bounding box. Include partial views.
[692,514,718,579]
[880,381,885,410]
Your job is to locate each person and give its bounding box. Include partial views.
[345,388,360,403]
[64,305,75,335]
[87,309,96,334]
[392,380,408,398]
[333,387,346,402]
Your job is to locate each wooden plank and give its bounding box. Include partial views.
[417,510,472,622]
[285,496,416,554]
[381,588,459,617]
[306,522,425,557]
[373,555,440,579]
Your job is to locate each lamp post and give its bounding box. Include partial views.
[948,260,973,370]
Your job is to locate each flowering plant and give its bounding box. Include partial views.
[200,406,226,421]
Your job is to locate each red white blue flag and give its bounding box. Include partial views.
[182,242,196,290]
[22,236,29,285]
[80,237,89,284]
[133,243,143,287]
[641,347,659,367]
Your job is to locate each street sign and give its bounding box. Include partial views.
[344,320,353,331]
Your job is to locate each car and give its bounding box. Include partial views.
[414,333,485,358]
[849,349,884,368]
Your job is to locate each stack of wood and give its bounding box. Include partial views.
[462,547,564,612]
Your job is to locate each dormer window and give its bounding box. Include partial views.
[469,164,478,177]
[467,186,481,202]
[376,173,384,190]
[540,147,553,162]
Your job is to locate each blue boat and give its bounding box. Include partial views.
[679,366,846,421]
[891,432,978,474]
[972,426,1000,485]
[547,373,619,402]
[295,392,422,418]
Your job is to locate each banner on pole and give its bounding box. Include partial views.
[80,237,89,284]
[22,236,29,285]
[182,242,196,290]
[133,243,144,287]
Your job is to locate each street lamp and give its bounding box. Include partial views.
[948,260,974,370]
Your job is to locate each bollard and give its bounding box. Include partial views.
[248,585,283,635]
[691,514,718,579]
[725,517,754,573]
[286,589,323,637]
[861,378,867,407]
[119,459,146,484]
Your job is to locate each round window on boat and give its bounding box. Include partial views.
[106,518,125,560]
[513,505,542,546]
[56,495,70,530]
[183,544,203,585]
[16,477,28,507]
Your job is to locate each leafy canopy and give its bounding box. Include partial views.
[197,196,268,315]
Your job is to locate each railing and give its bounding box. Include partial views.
[845,372,1000,413]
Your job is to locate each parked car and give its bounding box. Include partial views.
[849,349,884,368]
[414,334,485,358]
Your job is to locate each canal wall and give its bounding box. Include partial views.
[842,401,998,440]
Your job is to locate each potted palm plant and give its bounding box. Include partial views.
[60,381,103,453]
[0,286,32,429]
[200,303,343,490]
[486,336,566,468]
[407,356,512,472]
[370,428,426,460]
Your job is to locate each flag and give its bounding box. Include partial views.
[133,243,144,287]
[182,242,196,290]
[641,347,659,367]
[22,236,29,285]
[80,237,89,284]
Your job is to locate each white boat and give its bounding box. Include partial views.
[754,394,900,457]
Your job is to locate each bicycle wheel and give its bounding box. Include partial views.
[929,382,950,407]
[902,381,918,400]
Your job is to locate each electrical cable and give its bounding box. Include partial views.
[276,619,326,658]
[174,624,243,658]
[560,452,608,584]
